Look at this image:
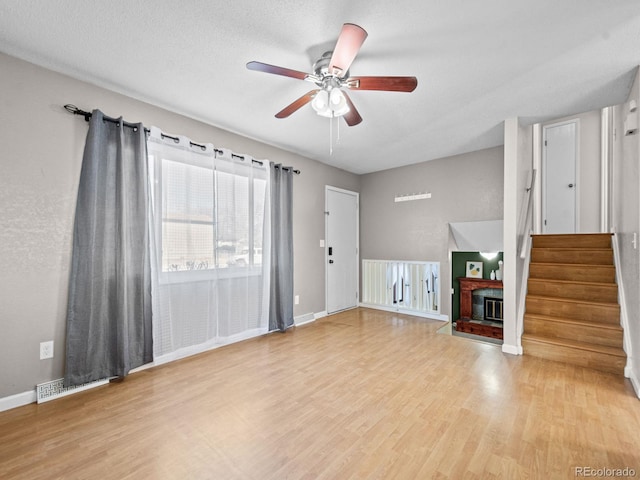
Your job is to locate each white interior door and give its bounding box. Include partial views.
[543,120,578,233]
[326,186,359,314]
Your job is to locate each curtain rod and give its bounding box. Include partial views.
[64,104,301,174]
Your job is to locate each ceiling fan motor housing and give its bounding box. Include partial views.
[313,51,349,81]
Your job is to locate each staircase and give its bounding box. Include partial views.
[521,233,626,374]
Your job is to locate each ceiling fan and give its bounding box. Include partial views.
[246,23,418,126]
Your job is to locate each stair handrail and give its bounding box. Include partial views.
[518,169,537,259]
[515,169,536,350]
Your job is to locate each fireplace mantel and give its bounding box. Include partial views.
[457,277,503,319]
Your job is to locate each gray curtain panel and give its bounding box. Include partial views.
[64,110,152,387]
[269,164,294,332]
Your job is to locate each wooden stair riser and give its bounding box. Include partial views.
[522,337,625,375]
[524,315,623,348]
[532,234,612,249]
[526,296,619,324]
[529,263,615,283]
[527,279,618,303]
[524,234,624,375]
[531,248,613,265]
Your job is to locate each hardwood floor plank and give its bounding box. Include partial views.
[1,308,639,479]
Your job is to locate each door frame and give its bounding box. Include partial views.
[540,118,581,234]
[325,185,360,314]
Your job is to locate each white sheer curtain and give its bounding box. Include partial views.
[147,127,271,363]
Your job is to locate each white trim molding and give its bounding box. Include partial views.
[601,107,613,233]
[359,302,448,322]
[502,344,523,355]
[627,363,640,399]
[0,389,37,412]
[294,312,316,326]
[291,310,328,327]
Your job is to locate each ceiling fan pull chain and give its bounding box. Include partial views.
[329,110,333,155]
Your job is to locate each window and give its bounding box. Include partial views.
[148,142,267,280]
[161,158,215,272]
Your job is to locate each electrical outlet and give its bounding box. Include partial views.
[294,295,300,305]
[40,341,54,360]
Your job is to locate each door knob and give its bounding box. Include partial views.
[568,183,574,188]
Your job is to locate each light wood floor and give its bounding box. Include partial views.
[1,308,639,479]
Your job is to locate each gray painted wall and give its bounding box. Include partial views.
[0,52,359,399]
[359,146,504,319]
[612,68,640,390]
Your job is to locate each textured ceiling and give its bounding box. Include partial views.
[1,0,639,174]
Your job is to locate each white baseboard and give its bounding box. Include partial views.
[625,363,640,399]
[294,310,329,326]
[359,303,449,322]
[154,328,267,367]
[294,312,315,326]
[502,343,523,355]
[612,233,634,366]
[0,389,36,412]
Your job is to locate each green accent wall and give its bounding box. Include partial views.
[451,251,504,321]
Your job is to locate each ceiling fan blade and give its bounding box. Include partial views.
[341,91,363,126]
[346,76,418,92]
[275,90,319,118]
[328,24,368,77]
[246,61,309,81]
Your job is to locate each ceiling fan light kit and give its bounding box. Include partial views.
[311,88,350,118]
[246,23,418,127]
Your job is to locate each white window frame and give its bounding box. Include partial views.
[148,149,266,285]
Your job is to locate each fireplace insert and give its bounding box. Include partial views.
[484,296,504,322]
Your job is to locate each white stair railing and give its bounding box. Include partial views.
[516,170,536,344]
[362,259,445,321]
[518,169,536,260]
